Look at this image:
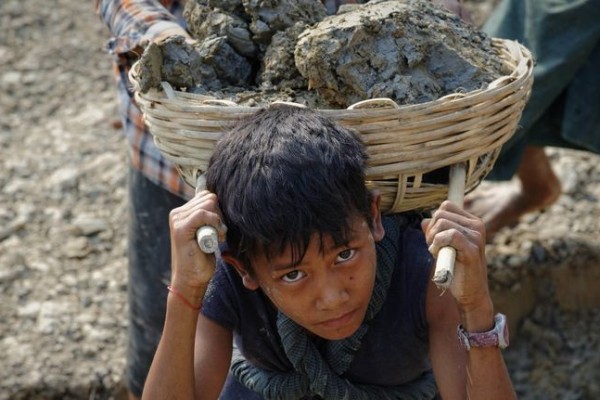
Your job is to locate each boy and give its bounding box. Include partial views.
[143,106,516,399]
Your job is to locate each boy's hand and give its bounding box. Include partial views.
[168,190,226,302]
[421,201,491,316]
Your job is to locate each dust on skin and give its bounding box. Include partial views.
[263,221,374,301]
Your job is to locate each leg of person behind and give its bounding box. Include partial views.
[465,146,561,238]
[126,167,186,399]
[465,0,600,238]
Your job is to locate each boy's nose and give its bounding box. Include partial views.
[315,274,350,311]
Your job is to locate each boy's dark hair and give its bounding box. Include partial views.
[205,105,372,269]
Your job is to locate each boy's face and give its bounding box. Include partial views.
[226,196,385,340]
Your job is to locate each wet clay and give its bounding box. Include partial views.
[295,0,510,107]
[138,36,204,93]
[139,0,509,109]
[258,22,313,90]
[169,0,326,94]
[138,34,254,93]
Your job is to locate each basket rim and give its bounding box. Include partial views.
[128,38,534,213]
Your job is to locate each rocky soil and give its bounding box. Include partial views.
[1,0,598,399]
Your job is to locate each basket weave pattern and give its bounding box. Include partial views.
[130,38,533,213]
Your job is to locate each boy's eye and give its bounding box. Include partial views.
[336,249,356,263]
[281,270,306,283]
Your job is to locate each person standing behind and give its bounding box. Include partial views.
[95,1,193,399]
[465,0,600,238]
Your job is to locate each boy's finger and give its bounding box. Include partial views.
[430,207,483,232]
[186,210,224,238]
[427,228,462,257]
[171,202,225,239]
[425,217,483,249]
[173,191,221,222]
[179,190,216,209]
[421,218,431,233]
[214,221,228,243]
[436,200,474,216]
[428,227,478,258]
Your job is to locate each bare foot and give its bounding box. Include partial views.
[465,181,532,239]
[465,147,562,239]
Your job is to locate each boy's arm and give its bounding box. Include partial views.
[423,201,516,399]
[194,314,233,399]
[426,279,466,400]
[143,191,231,399]
[427,277,515,399]
[143,290,232,400]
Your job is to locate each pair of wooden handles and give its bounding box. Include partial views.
[195,165,466,290]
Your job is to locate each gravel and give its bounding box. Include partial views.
[1,0,598,398]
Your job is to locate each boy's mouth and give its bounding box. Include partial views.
[318,309,357,330]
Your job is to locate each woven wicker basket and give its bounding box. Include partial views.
[130,38,533,213]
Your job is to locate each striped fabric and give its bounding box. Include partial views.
[96,0,194,198]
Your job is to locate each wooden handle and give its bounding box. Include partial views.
[194,174,221,255]
[432,163,467,289]
[197,226,218,254]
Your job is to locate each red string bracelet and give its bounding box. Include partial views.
[167,285,202,311]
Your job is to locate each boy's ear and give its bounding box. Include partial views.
[221,252,260,290]
[369,190,385,242]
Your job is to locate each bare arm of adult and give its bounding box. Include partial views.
[142,191,230,400]
[423,201,516,399]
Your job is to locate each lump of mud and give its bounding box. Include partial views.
[241,0,328,47]
[185,0,327,49]
[196,36,255,89]
[138,36,205,92]
[138,35,253,92]
[258,22,312,90]
[184,2,257,57]
[184,0,326,59]
[134,0,328,93]
[295,0,511,107]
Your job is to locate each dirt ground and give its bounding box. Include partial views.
[1,0,599,399]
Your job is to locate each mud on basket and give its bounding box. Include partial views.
[129,38,533,214]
